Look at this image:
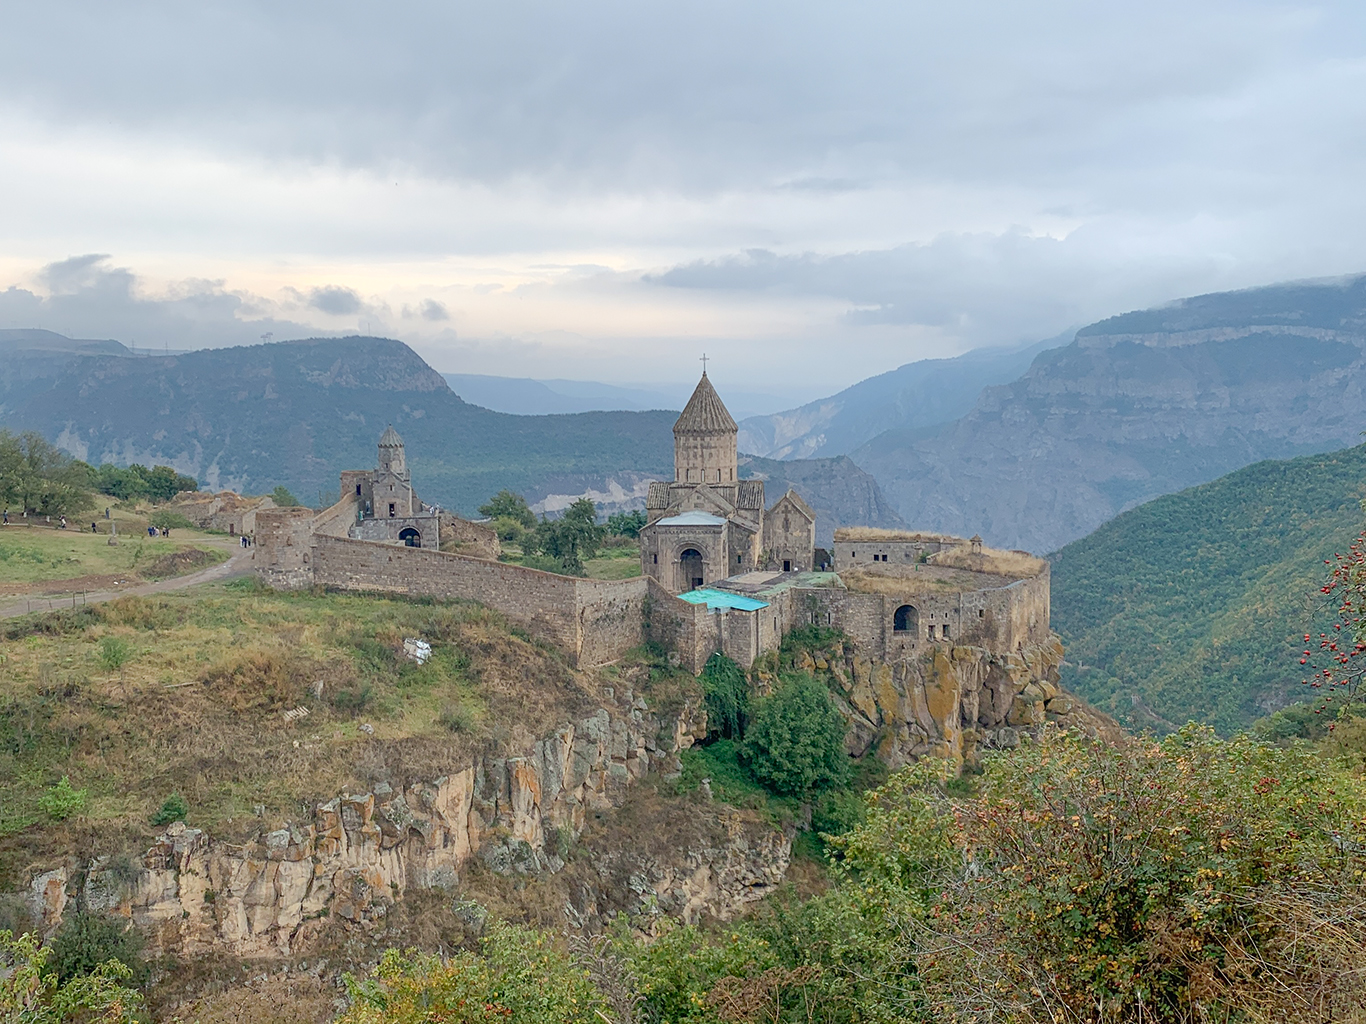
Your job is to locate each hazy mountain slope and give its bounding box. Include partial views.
[442,373,684,415]
[736,335,1066,460]
[1051,444,1366,735]
[853,276,1366,552]
[739,454,906,546]
[0,335,676,515]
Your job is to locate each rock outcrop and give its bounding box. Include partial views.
[777,634,1119,769]
[27,695,712,957]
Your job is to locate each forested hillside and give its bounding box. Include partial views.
[1052,444,1366,734]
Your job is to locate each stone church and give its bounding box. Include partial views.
[639,372,816,593]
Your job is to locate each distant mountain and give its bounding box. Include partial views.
[1051,444,1366,735]
[0,332,905,536]
[739,454,906,546]
[736,335,1067,459]
[442,373,683,415]
[852,276,1366,553]
[0,333,676,515]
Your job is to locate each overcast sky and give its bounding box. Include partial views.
[2,1,1365,404]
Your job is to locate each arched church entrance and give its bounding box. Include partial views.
[893,604,918,634]
[399,527,421,548]
[680,548,704,591]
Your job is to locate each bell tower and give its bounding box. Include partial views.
[673,372,738,485]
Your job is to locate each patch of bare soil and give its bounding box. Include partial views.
[0,574,136,597]
[142,548,220,580]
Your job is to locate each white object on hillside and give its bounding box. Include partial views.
[403,638,432,664]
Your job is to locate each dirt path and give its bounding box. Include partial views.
[0,549,252,620]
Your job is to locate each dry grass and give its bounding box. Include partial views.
[840,567,1018,596]
[832,527,962,543]
[0,582,608,886]
[927,543,1046,578]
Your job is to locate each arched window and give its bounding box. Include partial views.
[893,604,918,634]
[399,527,421,548]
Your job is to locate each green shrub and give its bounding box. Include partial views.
[699,652,749,739]
[811,788,865,841]
[98,636,132,671]
[150,793,188,826]
[39,776,87,821]
[438,701,476,733]
[741,675,851,796]
[331,684,373,713]
[49,910,147,987]
[147,510,192,531]
[491,516,526,544]
[0,930,142,1022]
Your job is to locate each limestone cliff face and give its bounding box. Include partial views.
[777,634,1118,770]
[24,696,786,958]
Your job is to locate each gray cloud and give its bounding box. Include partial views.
[419,299,450,321]
[308,285,364,316]
[0,255,331,351]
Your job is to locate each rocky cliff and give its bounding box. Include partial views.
[23,691,791,958]
[770,634,1120,771]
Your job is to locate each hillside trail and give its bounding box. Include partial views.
[0,549,251,620]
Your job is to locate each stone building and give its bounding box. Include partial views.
[339,426,440,549]
[639,373,817,592]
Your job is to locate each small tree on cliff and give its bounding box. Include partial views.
[741,675,851,796]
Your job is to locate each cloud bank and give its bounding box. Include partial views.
[0,1,1364,395]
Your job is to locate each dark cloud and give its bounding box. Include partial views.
[308,285,364,316]
[0,255,329,350]
[419,299,449,321]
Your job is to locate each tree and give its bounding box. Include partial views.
[700,652,749,740]
[1303,518,1366,715]
[269,485,300,507]
[526,499,604,576]
[94,462,196,502]
[148,511,192,532]
[0,431,97,517]
[0,929,142,1023]
[479,489,536,528]
[606,509,646,538]
[741,675,851,796]
[49,910,147,987]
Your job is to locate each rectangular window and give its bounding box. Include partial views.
[653,554,658,564]
[389,503,396,517]
[979,608,985,618]
[942,624,951,640]
[927,624,936,640]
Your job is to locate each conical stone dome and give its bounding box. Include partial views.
[674,373,737,435]
[378,424,404,448]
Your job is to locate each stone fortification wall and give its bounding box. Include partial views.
[311,493,360,539]
[832,535,953,570]
[23,695,777,958]
[349,513,440,550]
[796,565,1050,663]
[570,577,651,668]
[645,578,713,673]
[300,535,645,668]
[252,508,317,589]
[440,514,499,560]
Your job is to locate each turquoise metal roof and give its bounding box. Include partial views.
[676,588,769,612]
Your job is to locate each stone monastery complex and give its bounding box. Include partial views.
[254,373,1050,674]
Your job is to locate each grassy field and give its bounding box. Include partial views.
[0,581,671,887]
[0,510,230,591]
